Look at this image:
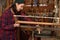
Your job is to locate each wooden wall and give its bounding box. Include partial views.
[0,0,54,16]
[0,0,14,16]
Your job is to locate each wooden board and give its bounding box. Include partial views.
[17,21,60,26]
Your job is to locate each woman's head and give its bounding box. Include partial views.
[13,0,25,12]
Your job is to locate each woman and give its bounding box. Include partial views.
[1,0,25,40]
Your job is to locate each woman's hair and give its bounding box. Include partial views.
[11,3,17,14]
[11,3,21,15]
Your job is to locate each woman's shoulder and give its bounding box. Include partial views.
[5,5,12,11]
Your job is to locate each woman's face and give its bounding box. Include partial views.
[16,3,24,11]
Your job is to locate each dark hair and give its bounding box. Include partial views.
[11,4,17,13]
[11,3,21,15]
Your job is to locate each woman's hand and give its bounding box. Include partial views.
[14,23,20,27]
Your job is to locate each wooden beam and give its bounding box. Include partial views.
[17,21,60,26]
[14,15,60,19]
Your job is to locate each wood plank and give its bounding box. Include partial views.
[17,21,60,26]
